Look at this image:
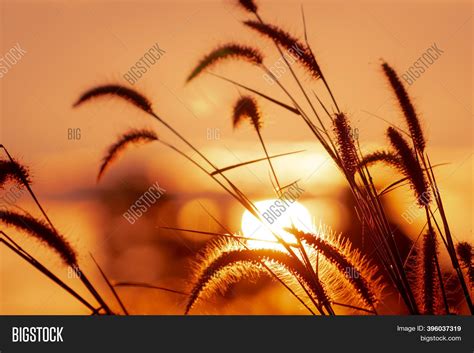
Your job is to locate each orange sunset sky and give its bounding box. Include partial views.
[0,0,472,314]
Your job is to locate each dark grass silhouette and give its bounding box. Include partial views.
[0,147,114,315]
[97,129,158,181]
[69,0,472,315]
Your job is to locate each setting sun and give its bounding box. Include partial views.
[241,199,314,250]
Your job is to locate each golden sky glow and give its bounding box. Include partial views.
[1,0,472,314]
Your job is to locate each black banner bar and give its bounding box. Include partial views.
[0,316,472,353]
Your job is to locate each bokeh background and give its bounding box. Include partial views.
[0,0,472,314]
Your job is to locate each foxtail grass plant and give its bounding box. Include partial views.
[0,146,115,315]
[69,0,473,315]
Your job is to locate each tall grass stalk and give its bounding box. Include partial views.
[0,146,114,314]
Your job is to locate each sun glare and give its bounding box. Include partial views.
[241,199,314,250]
